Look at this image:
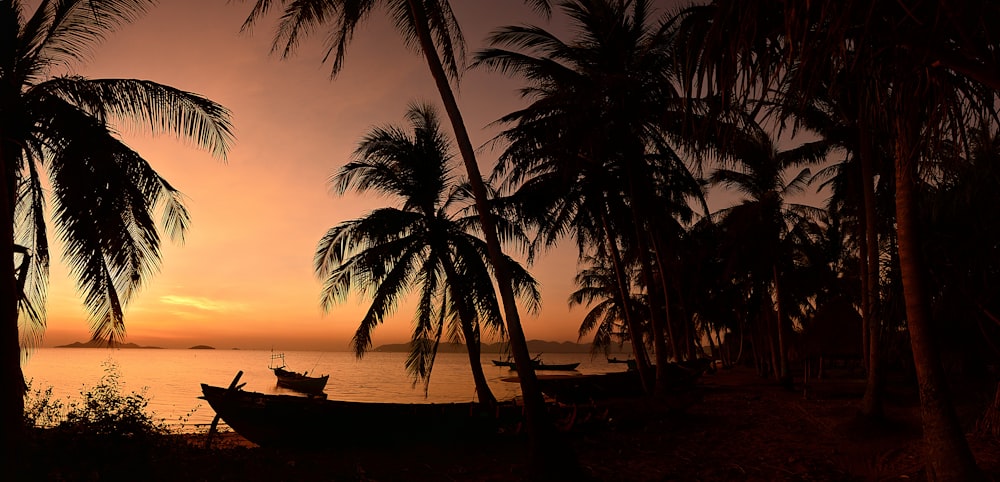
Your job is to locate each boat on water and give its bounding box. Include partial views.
[270,353,329,395]
[491,355,580,371]
[200,382,525,448]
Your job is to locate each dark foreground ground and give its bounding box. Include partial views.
[22,366,1000,481]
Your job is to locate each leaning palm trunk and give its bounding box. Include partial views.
[600,214,652,392]
[0,144,25,468]
[442,259,497,407]
[459,320,496,407]
[404,2,572,474]
[650,236,685,361]
[894,115,982,481]
[633,230,673,396]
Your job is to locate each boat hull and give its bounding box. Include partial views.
[200,384,523,448]
[272,367,329,395]
[503,363,707,404]
[491,360,581,371]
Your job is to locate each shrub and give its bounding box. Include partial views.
[23,381,65,429]
[57,359,169,441]
[23,360,179,480]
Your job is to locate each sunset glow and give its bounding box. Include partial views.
[38,0,613,350]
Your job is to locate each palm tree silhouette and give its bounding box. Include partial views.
[1,0,233,466]
[476,0,706,395]
[235,2,574,469]
[709,116,831,384]
[569,255,647,354]
[314,103,541,407]
[676,1,999,477]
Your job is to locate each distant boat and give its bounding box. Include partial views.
[491,355,580,371]
[270,353,328,395]
[608,356,638,371]
[200,381,525,448]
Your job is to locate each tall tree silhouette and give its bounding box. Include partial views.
[476,0,705,394]
[0,0,233,468]
[709,117,830,383]
[314,103,540,407]
[676,1,999,478]
[235,1,581,474]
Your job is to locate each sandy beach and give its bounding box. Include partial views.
[24,366,999,481]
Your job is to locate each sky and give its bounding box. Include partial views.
[35,0,764,351]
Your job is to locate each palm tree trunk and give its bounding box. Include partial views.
[860,237,870,372]
[459,320,497,407]
[766,306,780,380]
[859,117,884,419]
[649,237,683,360]
[440,258,497,408]
[704,322,717,361]
[772,265,790,385]
[634,233,673,397]
[734,317,746,365]
[716,327,730,367]
[600,211,653,392]
[894,115,982,481]
[404,2,573,475]
[0,143,25,471]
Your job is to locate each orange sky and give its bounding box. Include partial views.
[38,0,745,351]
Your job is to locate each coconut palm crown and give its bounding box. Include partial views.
[1,0,233,465]
[314,103,540,400]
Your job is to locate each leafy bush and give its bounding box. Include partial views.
[60,360,168,439]
[24,360,170,441]
[23,382,65,429]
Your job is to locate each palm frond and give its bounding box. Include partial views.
[43,76,234,159]
[33,0,155,68]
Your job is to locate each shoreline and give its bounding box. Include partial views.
[25,366,1000,481]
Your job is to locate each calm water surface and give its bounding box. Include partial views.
[22,348,625,432]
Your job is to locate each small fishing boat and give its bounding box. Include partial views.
[491,355,580,371]
[270,353,329,395]
[200,375,527,448]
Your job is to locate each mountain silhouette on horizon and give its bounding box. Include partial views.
[374,339,633,354]
[55,340,163,349]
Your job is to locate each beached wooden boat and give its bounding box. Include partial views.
[504,362,710,404]
[503,371,645,404]
[270,353,328,395]
[200,383,525,448]
[491,356,580,371]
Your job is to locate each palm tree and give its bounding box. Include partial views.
[234,2,573,470]
[569,255,647,354]
[792,79,895,418]
[476,0,706,395]
[1,0,233,465]
[921,121,1000,378]
[314,103,541,407]
[709,117,831,383]
[676,1,999,478]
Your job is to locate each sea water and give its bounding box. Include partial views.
[21,348,625,432]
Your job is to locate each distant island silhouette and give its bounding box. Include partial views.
[189,345,216,350]
[56,340,163,349]
[374,340,633,354]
